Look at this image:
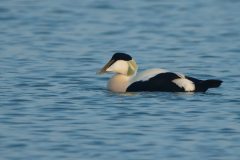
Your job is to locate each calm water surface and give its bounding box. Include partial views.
[0,0,240,160]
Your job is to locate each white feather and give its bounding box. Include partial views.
[106,60,128,75]
[130,68,168,83]
[108,74,130,93]
[172,78,195,92]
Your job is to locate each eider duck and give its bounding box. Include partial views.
[98,53,222,93]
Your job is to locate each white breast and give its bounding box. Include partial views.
[107,74,130,93]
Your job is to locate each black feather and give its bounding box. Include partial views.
[111,53,132,61]
[186,76,222,92]
[127,72,185,92]
[199,80,223,91]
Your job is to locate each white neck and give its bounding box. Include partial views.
[107,74,134,93]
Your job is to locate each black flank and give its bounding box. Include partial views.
[127,72,185,92]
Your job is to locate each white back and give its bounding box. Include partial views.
[130,68,168,84]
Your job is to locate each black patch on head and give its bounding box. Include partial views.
[127,72,185,92]
[111,53,132,61]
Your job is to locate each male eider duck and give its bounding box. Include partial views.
[98,53,222,93]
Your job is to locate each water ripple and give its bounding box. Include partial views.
[0,0,240,160]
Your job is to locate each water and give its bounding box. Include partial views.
[0,0,240,159]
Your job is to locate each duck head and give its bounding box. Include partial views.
[98,53,138,76]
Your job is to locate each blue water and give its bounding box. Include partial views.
[0,0,240,160]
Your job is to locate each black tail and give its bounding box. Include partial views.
[200,79,222,91]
